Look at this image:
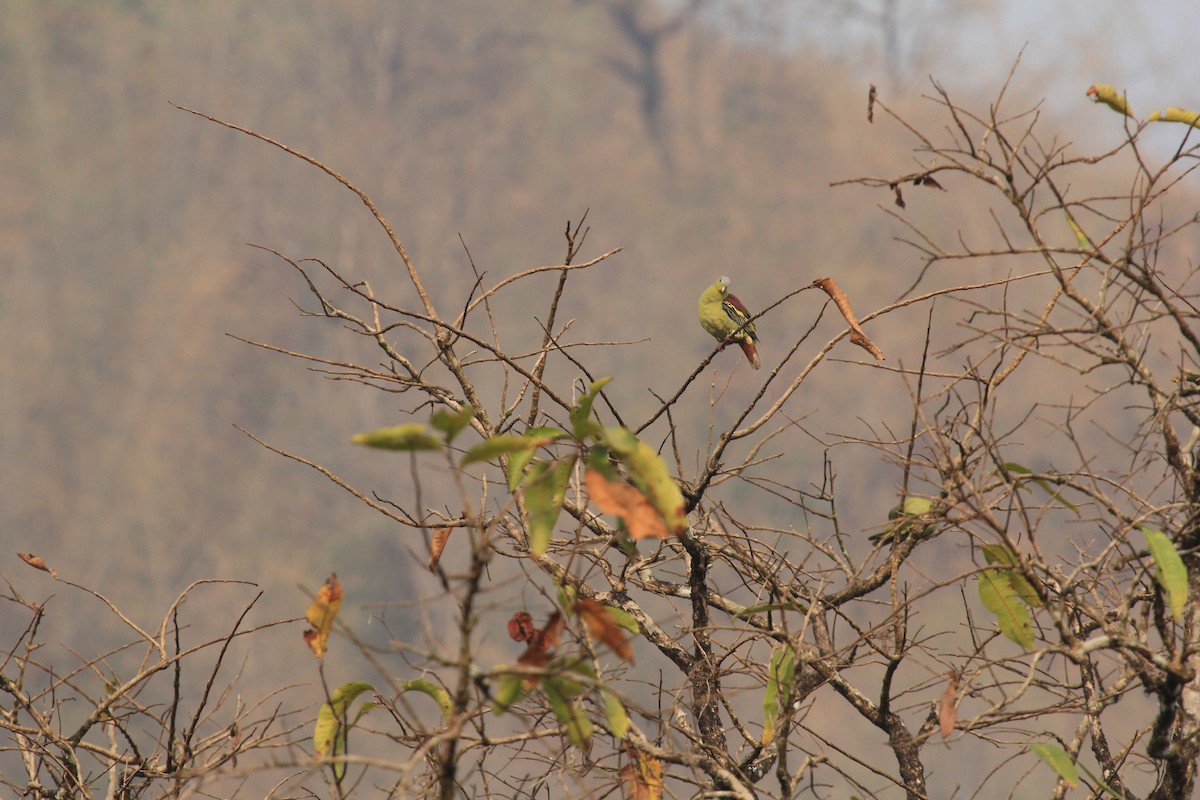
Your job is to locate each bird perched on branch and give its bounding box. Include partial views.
[698,276,760,369]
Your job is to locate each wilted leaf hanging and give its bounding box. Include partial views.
[585,467,669,540]
[938,671,959,739]
[576,598,635,662]
[304,574,343,658]
[428,527,452,573]
[810,277,885,360]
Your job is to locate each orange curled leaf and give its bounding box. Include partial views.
[620,747,664,800]
[303,573,343,658]
[508,611,535,642]
[576,598,634,662]
[518,611,564,673]
[811,277,885,360]
[428,527,452,573]
[585,468,670,541]
[939,670,960,739]
[17,552,56,577]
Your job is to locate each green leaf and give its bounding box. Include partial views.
[543,677,593,748]
[313,681,376,782]
[461,434,537,466]
[569,377,613,441]
[982,545,1042,607]
[505,427,568,490]
[352,424,441,451]
[1143,527,1188,621]
[1029,742,1080,788]
[601,687,629,739]
[602,427,687,536]
[978,569,1034,649]
[1147,106,1200,127]
[999,462,1079,514]
[400,678,453,722]
[734,602,806,617]
[492,672,528,714]
[430,405,475,444]
[762,644,796,745]
[524,457,576,555]
[605,606,640,635]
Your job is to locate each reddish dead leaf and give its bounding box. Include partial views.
[939,670,960,739]
[303,573,343,658]
[585,468,669,541]
[17,552,56,577]
[914,174,946,191]
[576,598,634,663]
[508,611,535,642]
[891,182,905,209]
[517,611,564,669]
[620,747,664,800]
[428,527,452,573]
[811,277,885,361]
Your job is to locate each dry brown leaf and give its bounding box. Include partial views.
[939,670,960,739]
[620,747,664,800]
[428,527,452,572]
[303,573,343,658]
[811,277,885,360]
[508,611,535,642]
[576,598,634,662]
[585,468,669,540]
[517,611,564,673]
[17,552,56,577]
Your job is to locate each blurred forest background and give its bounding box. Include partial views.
[3,0,1200,749]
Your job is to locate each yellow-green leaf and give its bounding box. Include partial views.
[1064,210,1095,250]
[461,434,536,466]
[505,427,568,490]
[982,544,1042,607]
[605,605,640,635]
[602,427,687,536]
[430,406,475,444]
[352,424,441,451]
[978,569,1034,649]
[1143,526,1188,621]
[601,687,629,739]
[1000,462,1079,514]
[313,681,376,781]
[1086,84,1133,117]
[524,457,575,555]
[543,677,593,748]
[1029,742,1080,788]
[762,644,796,745]
[492,672,528,714]
[400,678,453,722]
[570,377,612,441]
[1147,107,1200,127]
